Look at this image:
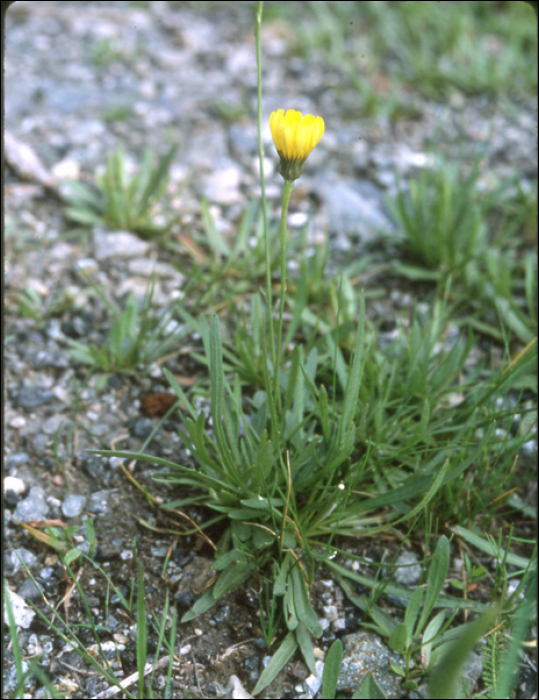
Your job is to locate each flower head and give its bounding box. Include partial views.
[269,109,324,181]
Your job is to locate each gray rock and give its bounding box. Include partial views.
[337,631,404,697]
[14,486,49,522]
[93,228,150,261]
[81,453,106,480]
[29,347,69,370]
[41,414,67,435]
[17,578,44,601]
[5,548,39,576]
[318,174,394,241]
[228,124,258,159]
[5,452,30,469]
[14,386,54,411]
[62,494,87,518]
[394,550,422,586]
[200,163,242,205]
[131,417,155,439]
[87,490,110,514]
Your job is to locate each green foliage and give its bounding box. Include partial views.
[388,159,487,275]
[387,158,538,347]
[62,143,178,236]
[67,271,188,374]
[269,1,537,103]
[321,639,343,699]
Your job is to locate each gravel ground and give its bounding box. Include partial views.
[3,2,537,698]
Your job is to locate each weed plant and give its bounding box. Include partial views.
[269,0,537,110]
[67,269,188,376]
[92,2,536,695]
[62,142,178,237]
[6,2,537,698]
[388,157,538,347]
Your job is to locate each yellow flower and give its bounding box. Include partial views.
[269,109,324,181]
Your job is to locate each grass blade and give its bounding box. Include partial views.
[252,631,298,696]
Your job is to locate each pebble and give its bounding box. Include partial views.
[318,174,393,240]
[87,490,110,514]
[62,494,87,518]
[4,588,36,629]
[201,164,242,205]
[13,486,49,522]
[5,452,30,469]
[4,476,26,496]
[14,386,54,411]
[337,631,404,697]
[81,454,106,481]
[17,578,44,601]
[93,228,151,260]
[9,416,26,429]
[130,417,155,439]
[394,550,422,586]
[4,548,39,576]
[41,414,67,435]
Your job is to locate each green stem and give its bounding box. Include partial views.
[255,0,279,437]
[274,179,294,408]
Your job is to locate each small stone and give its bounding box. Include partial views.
[9,416,26,429]
[4,588,36,629]
[17,578,44,601]
[87,490,110,514]
[93,228,150,261]
[41,414,67,435]
[228,675,253,699]
[4,548,38,576]
[14,386,54,411]
[51,158,80,181]
[5,453,30,468]
[130,417,155,439]
[201,165,242,205]
[394,551,422,586]
[289,211,308,228]
[62,495,87,518]
[323,604,339,622]
[4,476,25,495]
[337,631,404,696]
[14,486,48,522]
[77,258,99,275]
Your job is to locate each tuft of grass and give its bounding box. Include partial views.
[67,269,188,376]
[61,142,179,237]
[267,1,537,105]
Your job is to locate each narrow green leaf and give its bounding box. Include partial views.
[201,197,231,256]
[136,559,147,699]
[351,672,387,699]
[162,367,197,420]
[322,639,343,700]
[181,589,216,622]
[284,581,299,630]
[295,622,317,675]
[404,586,424,641]
[339,292,365,442]
[252,632,298,696]
[428,606,499,700]
[388,622,409,654]
[63,549,82,567]
[416,536,449,637]
[212,561,252,599]
[274,553,293,597]
[291,563,323,638]
[451,526,533,570]
[421,611,447,669]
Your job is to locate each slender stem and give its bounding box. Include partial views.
[274,179,294,407]
[255,1,279,436]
